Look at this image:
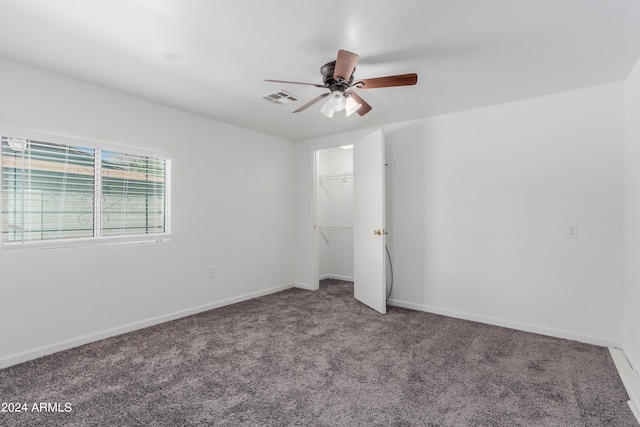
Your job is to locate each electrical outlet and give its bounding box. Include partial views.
[209,266,216,278]
[567,225,578,239]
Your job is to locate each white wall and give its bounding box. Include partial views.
[296,82,625,347]
[0,59,295,368]
[317,150,330,278]
[624,56,640,370]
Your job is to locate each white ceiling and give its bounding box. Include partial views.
[1,0,639,142]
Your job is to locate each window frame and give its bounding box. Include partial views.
[1,128,171,251]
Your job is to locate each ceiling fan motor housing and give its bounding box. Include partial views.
[321,61,354,94]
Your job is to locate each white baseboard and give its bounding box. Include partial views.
[294,282,317,291]
[0,283,296,370]
[387,298,620,348]
[610,348,640,424]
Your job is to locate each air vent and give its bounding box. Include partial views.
[260,90,300,105]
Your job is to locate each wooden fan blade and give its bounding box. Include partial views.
[264,79,326,88]
[334,49,359,82]
[346,91,372,116]
[293,92,329,113]
[357,73,418,89]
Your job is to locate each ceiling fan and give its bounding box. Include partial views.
[265,49,418,118]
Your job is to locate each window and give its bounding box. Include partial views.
[1,131,171,249]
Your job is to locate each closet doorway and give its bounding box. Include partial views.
[312,129,388,314]
[316,145,354,283]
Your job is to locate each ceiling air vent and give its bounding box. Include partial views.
[260,90,300,105]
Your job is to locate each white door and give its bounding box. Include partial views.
[353,129,386,314]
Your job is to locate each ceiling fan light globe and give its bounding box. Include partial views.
[345,96,362,117]
[328,91,346,111]
[320,99,335,117]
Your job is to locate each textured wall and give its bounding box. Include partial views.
[624,56,640,371]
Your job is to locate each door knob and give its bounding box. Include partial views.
[373,229,382,236]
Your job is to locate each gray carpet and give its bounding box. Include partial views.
[0,279,636,426]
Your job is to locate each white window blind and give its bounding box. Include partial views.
[1,134,171,250]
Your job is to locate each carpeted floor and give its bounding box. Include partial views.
[0,279,637,426]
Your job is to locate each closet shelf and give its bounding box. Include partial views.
[319,173,353,181]
[318,224,352,244]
